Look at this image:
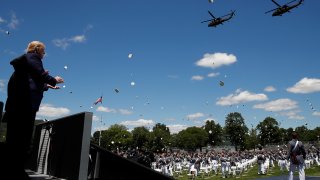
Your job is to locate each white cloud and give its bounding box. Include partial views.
[313,111,320,116]
[253,98,298,112]
[264,86,276,92]
[53,34,87,49]
[287,77,320,94]
[53,34,86,50]
[92,115,100,121]
[289,115,305,120]
[216,89,268,106]
[52,24,92,50]
[7,13,19,29]
[167,124,189,134]
[193,120,203,124]
[96,106,132,115]
[186,112,204,120]
[279,110,305,120]
[70,35,86,43]
[52,38,69,50]
[37,104,70,118]
[0,17,5,23]
[207,72,220,78]
[195,52,237,69]
[96,106,117,113]
[191,75,204,81]
[118,109,133,115]
[120,119,155,127]
[0,79,5,92]
[93,125,109,132]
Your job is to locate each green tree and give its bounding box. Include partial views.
[92,130,101,145]
[256,117,281,146]
[286,127,294,141]
[279,127,288,145]
[149,123,171,152]
[305,129,317,142]
[295,125,309,141]
[311,127,320,143]
[169,133,178,150]
[100,124,132,151]
[203,120,223,146]
[176,126,207,151]
[131,126,150,150]
[244,126,259,150]
[224,112,248,151]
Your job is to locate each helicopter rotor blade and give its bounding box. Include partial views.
[286,0,298,5]
[230,10,236,16]
[265,7,278,14]
[201,19,213,23]
[271,0,282,7]
[208,11,216,19]
[220,14,229,18]
[221,11,235,18]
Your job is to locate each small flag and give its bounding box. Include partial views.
[94,96,103,105]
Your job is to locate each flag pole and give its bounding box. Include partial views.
[99,115,102,146]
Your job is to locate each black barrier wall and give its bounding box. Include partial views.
[28,112,92,180]
[0,101,4,143]
[89,143,174,180]
[0,101,3,122]
[27,111,173,180]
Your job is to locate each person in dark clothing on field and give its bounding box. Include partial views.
[1,41,64,179]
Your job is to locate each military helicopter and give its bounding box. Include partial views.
[265,0,304,16]
[201,10,235,27]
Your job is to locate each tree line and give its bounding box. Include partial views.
[92,112,320,152]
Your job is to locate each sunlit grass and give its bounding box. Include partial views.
[173,163,320,180]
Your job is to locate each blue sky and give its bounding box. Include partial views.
[1,0,319,134]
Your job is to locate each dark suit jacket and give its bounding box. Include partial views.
[5,53,57,113]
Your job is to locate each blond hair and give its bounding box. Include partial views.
[26,41,45,53]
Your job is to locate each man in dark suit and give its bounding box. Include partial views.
[2,41,64,179]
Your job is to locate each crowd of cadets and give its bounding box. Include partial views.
[114,144,320,177]
[256,144,320,175]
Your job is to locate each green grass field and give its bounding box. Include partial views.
[173,163,320,180]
